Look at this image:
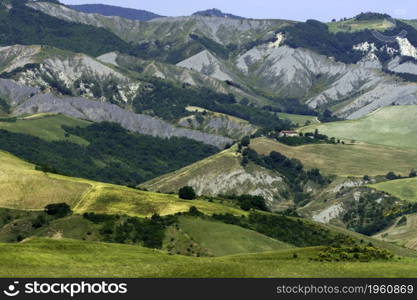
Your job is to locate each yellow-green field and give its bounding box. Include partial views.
[277,113,320,126]
[251,137,417,177]
[0,150,91,210]
[0,113,90,145]
[300,106,417,150]
[328,18,395,33]
[370,178,417,203]
[176,217,293,256]
[0,150,245,217]
[2,238,417,277]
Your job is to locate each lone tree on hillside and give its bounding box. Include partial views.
[179,186,197,200]
[385,172,398,181]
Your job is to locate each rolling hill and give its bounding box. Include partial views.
[0,113,90,145]
[69,4,163,21]
[140,146,292,210]
[1,238,417,277]
[0,149,244,217]
[173,216,294,256]
[374,213,417,250]
[301,106,417,150]
[250,137,417,177]
[370,177,417,203]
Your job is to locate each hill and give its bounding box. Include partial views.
[192,8,244,19]
[0,120,219,186]
[250,137,417,177]
[140,146,292,210]
[0,149,244,217]
[301,106,417,150]
[69,4,163,21]
[370,177,417,203]
[328,17,395,33]
[171,216,294,256]
[374,213,417,250]
[0,113,90,145]
[1,238,417,277]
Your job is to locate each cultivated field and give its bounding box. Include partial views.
[251,137,417,177]
[370,178,417,203]
[0,113,90,145]
[277,113,320,126]
[300,106,417,150]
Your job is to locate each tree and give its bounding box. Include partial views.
[410,169,417,178]
[44,203,72,218]
[179,186,196,200]
[240,136,251,147]
[385,172,398,181]
[363,175,370,182]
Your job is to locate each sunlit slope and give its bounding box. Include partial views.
[175,217,294,256]
[0,150,90,210]
[328,18,395,33]
[251,137,417,177]
[0,151,244,217]
[301,106,417,150]
[370,178,417,203]
[2,238,417,277]
[0,113,90,145]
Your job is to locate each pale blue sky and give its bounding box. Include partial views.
[61,0,417,21]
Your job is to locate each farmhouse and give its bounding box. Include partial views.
[279,130,299,137]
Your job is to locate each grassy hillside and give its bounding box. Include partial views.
[374,213,417,250]
[300,106,417,150]
[2,238,417,277]
[370,178,417,203]
[328,18,395,33]
[277,113,319,126]
[0,114,90,145]
[175,217,294,256]
[140,146,290,210]
[0,150,91,210]
[251,137,417,177]
[0,150,244,217]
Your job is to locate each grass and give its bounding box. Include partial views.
[1,238,417,277]
[374,213,417,250]
[0,113,90,145]
[251,137,417,177]
[0,150,91,210]
[300,106,417,150]
[73,183,245,217]
[370,178,417,203]
[277,113,320,127]
[327,18,395,33]
[176,216,294,256]
[0,150,245,217]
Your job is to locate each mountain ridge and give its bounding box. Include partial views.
[68,3,164,21]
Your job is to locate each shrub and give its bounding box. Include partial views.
[179,186,197,200]
[44,203,72,218]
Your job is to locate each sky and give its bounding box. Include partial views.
[60,0,417,21]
